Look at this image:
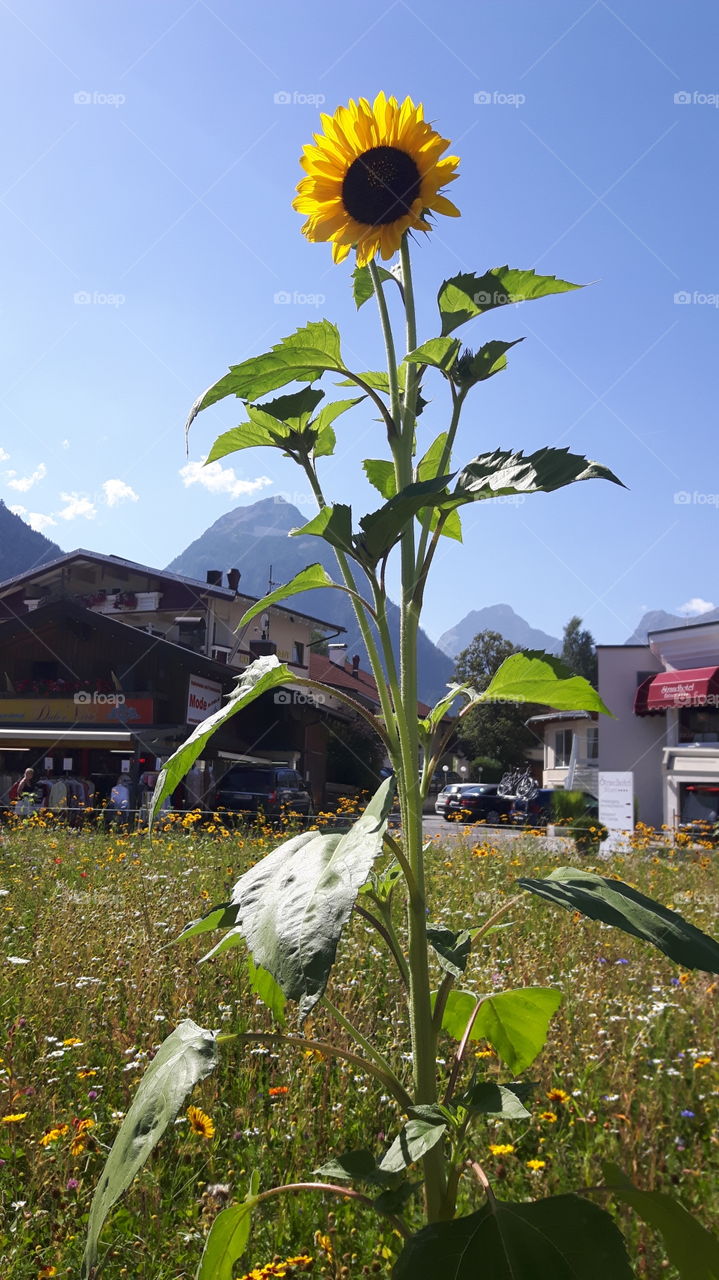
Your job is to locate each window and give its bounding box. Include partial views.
[586,726,599,760]
[554,729,573,767]
[292,641,305,666]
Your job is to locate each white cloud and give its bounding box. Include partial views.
[0,448,9,462]
[9,504,57,533]
[179,458,272,499]
[102,478,139,507]
[5,462,47,492]
[57,492,97,521]
[677,597,716,617]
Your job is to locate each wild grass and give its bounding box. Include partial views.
[1,814,717,1278]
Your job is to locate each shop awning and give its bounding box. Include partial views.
[0,728,134,747]
[634,667,719,716]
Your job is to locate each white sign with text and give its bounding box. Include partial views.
[599,771,634,854]
[187,675,223,725]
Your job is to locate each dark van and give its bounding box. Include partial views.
[216,766,312,819]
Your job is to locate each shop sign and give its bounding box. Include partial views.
[187,676,223,725]
[0,697,154,725]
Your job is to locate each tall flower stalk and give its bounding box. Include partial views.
[83,93,719,1280]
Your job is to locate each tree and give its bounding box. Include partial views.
[453,630,535,767]
[561,615,597,685]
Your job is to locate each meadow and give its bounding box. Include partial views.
[1,813,717,1278]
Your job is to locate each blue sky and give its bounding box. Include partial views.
[1,0,717,646]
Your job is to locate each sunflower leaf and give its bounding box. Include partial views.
[356,476,454,566]
[186,321,344,426]
[195,1198,255,1280]
[518,868,719,973]
[292,504,356,558]
[149,657,295,821]
[312,397,363,458]
[601,1162,719,1278]
[84,1020,218,1277]
[363,459,398,500]
[393,1193,634,1279]
[238,563,340,628]
[178,778,396,1020]
[437,267,583,336]
[453,447,624,502]
[479,651,611,713]
[405,337,461,373]
[352,263,398,309]
[454,338,525,387]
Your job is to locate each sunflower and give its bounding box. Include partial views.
[293,92,460,265]
[187,1104,215,1139]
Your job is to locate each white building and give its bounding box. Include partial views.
[526,710,598,794]
[598,620,719,829]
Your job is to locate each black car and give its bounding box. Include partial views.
[216,765,312,819]
[449,784,514,825]
[510,788,599,826]
[434,783,476,820]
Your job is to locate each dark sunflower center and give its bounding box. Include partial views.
[342,146,421,225]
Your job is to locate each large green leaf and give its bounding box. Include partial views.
[356,475,453,566]
[187,321,344,427]
[453,447,623,502]
[246,957,286,1024]
[393,1193,633,1279]
[405,337,461,373]
[292,503,356,558]
[312,397,363,457]
[437,267,583,336]
[602,1163,719,1279]
[479,651,611,714]
[438,987,562,1073]
[83,1020,217,1278]
[178,778,395,1019]
[238,563,339,628]
[419,682,469,742]
[149,656,294,821]
[518,868,719,974]
[379,1111,448,1174]
[195,1200,255,1280]
[314,1148,389,1186]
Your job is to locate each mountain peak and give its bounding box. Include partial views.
[437,604,561,659]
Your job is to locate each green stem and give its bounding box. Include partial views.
[354,902,410,988]
[397,234,445,1221]
[368,258,402,427]
[254,1181,411,1238]
[236,1030,412,1110]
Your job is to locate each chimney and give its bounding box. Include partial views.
[352,654,360,678]
[206,569,222,586]
[327,643,347,667]
[227,568,241,593]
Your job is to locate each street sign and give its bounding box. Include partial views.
[598,771,634,854]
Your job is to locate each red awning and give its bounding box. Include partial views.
[634,667,719,716]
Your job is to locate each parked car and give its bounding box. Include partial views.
[510,788,599,827]
[216,765,312,819]
[434,783,476,820]
[449,784,514,825]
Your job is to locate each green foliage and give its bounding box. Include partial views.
[393,1193,633,1278]
[379,1109,449,1173]
[83,1020,218,1277]
[352,262,398,308]
[452,338,525,387]
[437,266,583,336]
[438,987,562,1074]
[561,616,598,685]
[426,925,473,978]
[186,320,344,423]
[457,1081,531,1120]
[238,563,339,628]
[405,336,461,372]
[602,1163,719,1279]
[471,755,504,782]
[452,447,623,503]
[176,778,396,1019]
[246,957,286,1024]
[518,867,719,972]
[453,632,535,767]
[480,651,611,714]
[567,814,608,855]
[149,656,296,821]
[195,1197,255,1280]
[326,715,386,791]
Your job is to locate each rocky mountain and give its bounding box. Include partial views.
[0,500,62,582]
[626,608,719,644]
[166,496,455,706]
[437,604,561,660]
